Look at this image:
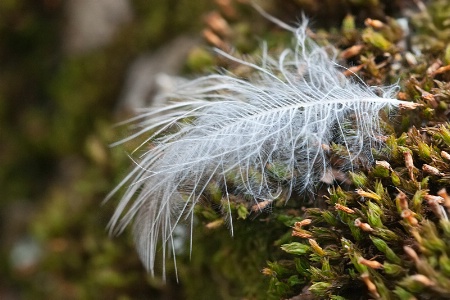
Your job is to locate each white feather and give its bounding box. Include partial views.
[107,19,413,276]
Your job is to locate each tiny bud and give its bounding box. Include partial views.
[206,219,224,229]
[415,84,438,108]
[400,209,411,218]
[424,194,446,219]
[403,151,415,180]
[404,52,418,66]
[358,257,383,269]
[376,160,392,170]
[433,64,450,75]
[401,209,419,226]
[403,246,420,263]
[441,151,450,161]
[410,274,434,286]
[422,92,436,104]
[397,92,408,100]
[365,18,385,29]
[354,218,374,232]
[356,189,381,201]
[424,194,444,204]
[292,229,313,239]
[375,135,389,142]
[437,188,450,210]
[261,267,276,277]
[308,239,325,256]
[340,45,364,59]
[396,191,409,210]
[202,29,228,50]
[361,272,380,298]
[342,64,363,77]
[426,60,442,76]
[251,200,271,211]
[321,144,330,151]
[204,12,231,37]
[335,203,355,214]
[422,164,443,176]
[294,219,312,229]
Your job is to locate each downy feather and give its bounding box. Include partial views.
[107,19,414,276]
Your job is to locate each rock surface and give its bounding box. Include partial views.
[64,0,133,55]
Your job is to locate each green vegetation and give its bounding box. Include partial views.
[1,0,450,299]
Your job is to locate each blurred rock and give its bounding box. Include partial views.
[118,36,200,112]
[10,237,41,274]
[64,0,133,55]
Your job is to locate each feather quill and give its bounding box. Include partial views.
[108,19,416,275]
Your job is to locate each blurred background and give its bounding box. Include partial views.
[0,0,434,299]
[0,0,214,298]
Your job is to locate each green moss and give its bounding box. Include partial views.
[3,0,450,299]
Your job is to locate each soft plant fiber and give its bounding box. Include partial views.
[108,19,415,275]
